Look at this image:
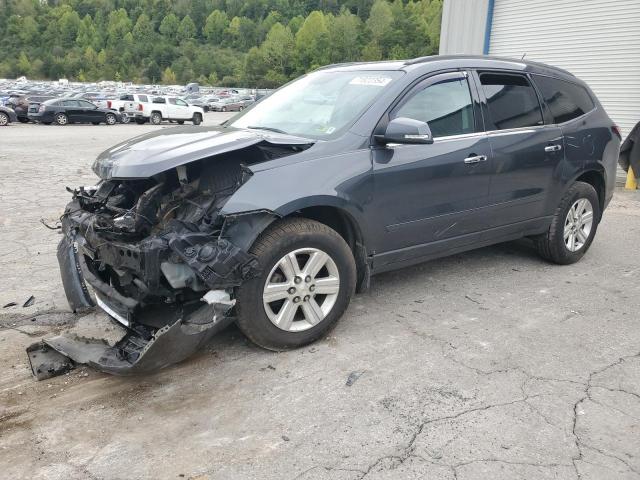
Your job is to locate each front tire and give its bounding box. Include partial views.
[105,113,117,125]
[236,218,356,351]
[192,113,202,125]
[534,181,600,264]
[120,114,130,124]
[0,112,8,126]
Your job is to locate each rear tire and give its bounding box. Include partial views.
[18,117,29,123]
[55,113,68,126]
[150,112,162,125]
[236,218,356,351]
[192,113,202,125]
[120,114,130,124]
[534,181,600,264]
[135,118,146,125]
[177,120,184,125]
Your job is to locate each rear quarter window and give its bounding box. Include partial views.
[532,75,595,124]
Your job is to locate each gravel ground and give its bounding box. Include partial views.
[1,117,639,480]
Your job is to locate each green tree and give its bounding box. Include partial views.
[159,13,179,38]
[177,15,197,42]
[294,11,330,72]
[203,10,229,44]
[328,9,363,62]
[161,66,177,84]
[76,15,101,51]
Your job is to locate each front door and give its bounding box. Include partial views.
[474,71,564,227]
[370,71,493,267]
[77,100,102,122]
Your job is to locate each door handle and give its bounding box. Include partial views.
[544,144,562,152]
[464,154,488,164]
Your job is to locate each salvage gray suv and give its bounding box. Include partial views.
[29,56,621,378]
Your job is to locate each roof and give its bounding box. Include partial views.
[315,55,577,82]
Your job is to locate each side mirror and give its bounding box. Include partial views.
[375,117,434,145]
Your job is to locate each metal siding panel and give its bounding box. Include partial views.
[488,0,640,137]
[439,0,489,55]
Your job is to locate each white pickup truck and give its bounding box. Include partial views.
[124,96,204,125]
[107,94,151,123]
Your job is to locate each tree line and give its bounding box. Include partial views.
[0,0,442,88]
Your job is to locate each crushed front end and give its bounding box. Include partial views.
[29,158,268,379]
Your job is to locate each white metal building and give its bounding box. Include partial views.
[439,0,640,137]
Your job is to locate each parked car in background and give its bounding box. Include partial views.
[28,98,120,125]
[0,105,17,125]
[9,95,56,123]
[184,95,219,112]
[209,96,253,112]
[108,93,151,123]
[125,95,204,125]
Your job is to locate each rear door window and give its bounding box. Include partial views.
[167,98,177,105]
[393,76,475,138]
[479,72,544,130]
[138,95,148,103]
[153,97,166,104]
[532,75,595,124]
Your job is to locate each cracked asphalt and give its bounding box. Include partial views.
[1,118,639,480]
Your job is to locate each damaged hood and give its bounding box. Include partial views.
[93,125,314,179]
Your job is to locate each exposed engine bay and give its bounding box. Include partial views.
[28,135,311,380]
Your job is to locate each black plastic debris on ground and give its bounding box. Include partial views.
[22,296,35,308]
[3,302,17,308]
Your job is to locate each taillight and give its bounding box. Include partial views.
[137,103,143,111]
[612,125,622,140]
[107,100,112,108]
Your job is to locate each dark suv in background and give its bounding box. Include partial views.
[33,56,619,378]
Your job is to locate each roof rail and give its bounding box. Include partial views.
[403,56,436,65]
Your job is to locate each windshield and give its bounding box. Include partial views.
[230,70,402,139]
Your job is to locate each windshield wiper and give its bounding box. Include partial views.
[247,125,288,134]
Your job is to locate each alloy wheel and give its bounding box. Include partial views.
[263,248,340,332]
[0,113,8,126]
[56,114,67,125]
[106,114,116,125]
[564,198,594,252]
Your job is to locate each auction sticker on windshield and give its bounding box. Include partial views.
[349,76,393,87]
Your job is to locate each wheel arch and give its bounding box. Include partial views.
[574,168,606,213]
[277,201,371,293]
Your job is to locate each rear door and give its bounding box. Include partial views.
[475,71,564,229]
[61,100,82,121]
[370,71,493,263]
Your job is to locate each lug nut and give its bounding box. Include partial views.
[309,285,315,292]
[305,275,311,282]
[294,276,302,284]
[288,287,296,294]
[303,295,310,302]
[293,296,301,303]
